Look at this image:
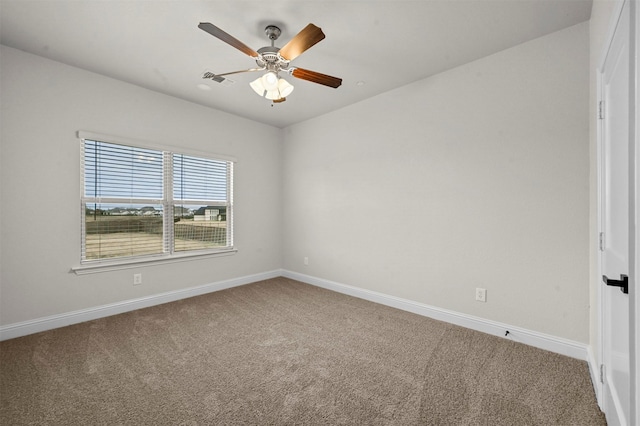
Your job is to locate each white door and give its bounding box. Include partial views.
[600,1,631,424]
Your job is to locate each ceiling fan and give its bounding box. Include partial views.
[198,22,342,103]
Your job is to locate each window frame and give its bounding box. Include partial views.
[73,131,236,274]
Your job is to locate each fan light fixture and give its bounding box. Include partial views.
[199,22,342,103]
[250,73,294,101]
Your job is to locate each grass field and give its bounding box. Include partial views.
[85,217,227,259]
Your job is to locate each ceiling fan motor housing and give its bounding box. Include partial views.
[256,46,289,72]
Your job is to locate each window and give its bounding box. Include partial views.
[80,134,233,265]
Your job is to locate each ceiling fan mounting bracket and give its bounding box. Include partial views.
[264,25,282,42]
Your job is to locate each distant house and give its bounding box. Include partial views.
[140,206,161,216]
[173,206,191,216]
[193,206,226,221]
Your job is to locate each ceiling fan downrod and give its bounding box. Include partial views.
[264,25,281,46]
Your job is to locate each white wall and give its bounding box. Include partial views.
[282,23,590,342]
[0,46,282,326]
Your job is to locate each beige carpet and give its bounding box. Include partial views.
[0,277,605,425]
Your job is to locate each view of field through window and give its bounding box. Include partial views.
[84,204,228,260]
[82,138,232,261]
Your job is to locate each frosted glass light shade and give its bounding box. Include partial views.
[265,90,281,100]
[277,78,294,98]
[250,74,294,100]
[249,77,266,96]
[261,72,279,90]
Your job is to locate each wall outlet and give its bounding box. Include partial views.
[303,256,309,266]
[475,288,486,302]
[133,273,142,286]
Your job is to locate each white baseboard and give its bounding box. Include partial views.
[587,346,604,409]
[1,268,592,364]
[0,269,282,341]
[282,270,590,361]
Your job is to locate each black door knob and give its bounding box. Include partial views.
[603,274,629,294]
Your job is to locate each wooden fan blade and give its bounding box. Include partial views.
[198,22,259,58]
[204,68,263,79]
[291,68,342,88]
[278,24,325,61]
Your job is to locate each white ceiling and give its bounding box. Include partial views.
[1,0,592,128]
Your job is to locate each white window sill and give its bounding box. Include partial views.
[71,249,238,275]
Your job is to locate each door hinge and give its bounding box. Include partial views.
[598,101,605,120]
[600,364,605,383]
[599,232,605,251]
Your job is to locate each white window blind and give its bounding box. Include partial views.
[80,137,233,263]
[171,153,233,253]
